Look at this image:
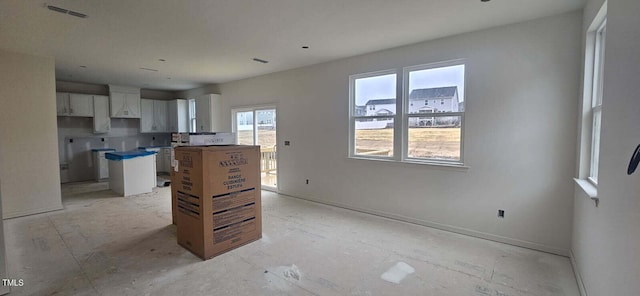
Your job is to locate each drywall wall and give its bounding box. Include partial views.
[571,0,640,295]
[140,89,176,100]
[175,84,220,99]
[218,12,582,254]
[0,50,63,218]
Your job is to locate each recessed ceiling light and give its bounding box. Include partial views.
[302,46,309,49]
[158,59,166,62]
[252,58,269,64]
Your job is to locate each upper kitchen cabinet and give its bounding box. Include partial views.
[140,99,168,133]
[195,94,222,132]
[168,99,189,133]
[56,93,94,117]
[109,85,140,118]
[93,95,111,133]
[56,93,68,115]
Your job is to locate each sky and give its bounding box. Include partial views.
[354,64,465,106]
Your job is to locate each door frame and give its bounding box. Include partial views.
[231,104,279,192]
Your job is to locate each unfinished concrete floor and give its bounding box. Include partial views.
[4,182,579,296]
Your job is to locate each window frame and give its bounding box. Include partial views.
[348,69,398,161]
[588,19,607,186]
[402,60,466,165]
[348,59,467,167]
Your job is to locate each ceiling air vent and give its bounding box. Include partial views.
[47,5,88,19]
[252,58,269,64]
[67,11,88,18]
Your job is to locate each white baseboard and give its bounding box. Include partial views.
[3,204,64,219]
[570,249,587,296]
[277,191,569,257]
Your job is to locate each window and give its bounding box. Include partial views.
[349,60,466,165]
[350,71,396,158]
[405,62,465,162]
[589,20,606,184]
[188,99,196,132]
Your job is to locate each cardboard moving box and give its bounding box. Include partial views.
[173,145,261,260]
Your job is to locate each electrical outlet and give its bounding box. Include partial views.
[284,140,290,146]
[498,210,505,218]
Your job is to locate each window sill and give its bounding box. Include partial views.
[348,156,470,171]
[573,178,599,206]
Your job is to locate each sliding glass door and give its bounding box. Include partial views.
[233,107,277,190]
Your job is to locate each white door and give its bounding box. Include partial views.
[233,107,278,190]
[153,100,168,132]
[195,96,211,132]
[125,93,140,118]
[93,95,111,133]
[56,92,69,115]
[140,99,154,132]
[68,94,94,117]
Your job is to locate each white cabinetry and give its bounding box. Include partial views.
[93,149,115,181]
[56,93,67,115]
[109,85,140,118]
[168,99,189,132]
[140,99,169,133]
[93,95,111,133]
[161,148,171,173]
[138,147,171,173]
[195,94,222,132]
[56,92,94,117]
[154,100,168,131]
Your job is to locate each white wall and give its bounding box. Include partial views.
[175,84,220,99]
[219,12,582,254]
[0,50,63,218]
[571,0,640,295]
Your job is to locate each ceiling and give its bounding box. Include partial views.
[0,0,585,91]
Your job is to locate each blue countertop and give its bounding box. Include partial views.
[105,150,157,161]
[91,148,116,152]
[138,146,171,149]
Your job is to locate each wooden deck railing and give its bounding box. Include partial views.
[261,146,277,174]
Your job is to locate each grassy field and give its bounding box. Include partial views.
[356,127,461,160]
[237,129,277,147]
[239,128,460,160]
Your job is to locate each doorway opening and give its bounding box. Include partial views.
[233,107,277,190]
